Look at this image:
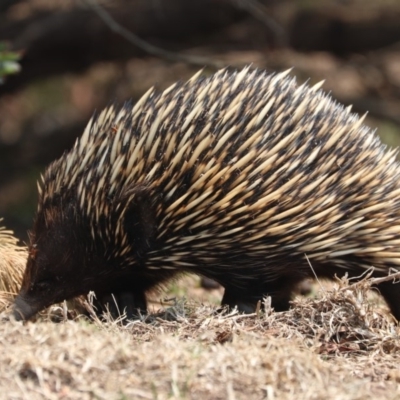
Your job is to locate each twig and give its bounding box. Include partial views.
[370,270,400,285]
[305,254,326,293]
[82,0,225,69]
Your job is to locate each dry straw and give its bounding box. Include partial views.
[0,219,26,309]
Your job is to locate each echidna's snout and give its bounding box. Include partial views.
[13,294,42,321]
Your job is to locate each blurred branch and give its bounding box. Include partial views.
[230,0,286,46]
[0,0,243,94]
[82,0,225,69]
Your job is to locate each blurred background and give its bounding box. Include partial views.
[1,0,400,242]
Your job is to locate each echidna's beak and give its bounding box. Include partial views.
[13,295,41,321]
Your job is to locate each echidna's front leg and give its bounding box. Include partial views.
[91,276,149,320]
[375,280,400,321]
[221,287,259,313]
[98,290,147,320]
[221,279,298,314]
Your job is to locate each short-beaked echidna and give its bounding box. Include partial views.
[13,67,400,321]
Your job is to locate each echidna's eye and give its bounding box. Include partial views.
[34,279,53,292]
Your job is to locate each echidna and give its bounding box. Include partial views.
[13,66,400,321]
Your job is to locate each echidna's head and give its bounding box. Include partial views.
[13,204,104,321]
[13,184,155,321]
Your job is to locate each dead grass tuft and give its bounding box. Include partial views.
[285,272,400,355]
[0,220,26,306]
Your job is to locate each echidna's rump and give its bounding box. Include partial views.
[13,66,400,321]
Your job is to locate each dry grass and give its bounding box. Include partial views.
[0,276,399,399]
[0,224,400,399]
[0,220,26,309]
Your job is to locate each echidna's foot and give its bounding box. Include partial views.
[221,289,258,313]
[221,286,294,314]
[96,290,147,321]
[374,280,400,321]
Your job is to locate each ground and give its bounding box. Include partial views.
[1,275,399,400]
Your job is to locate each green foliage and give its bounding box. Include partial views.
[0,42,21,84]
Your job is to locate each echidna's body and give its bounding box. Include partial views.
[14,67,400,321]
